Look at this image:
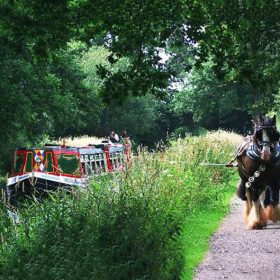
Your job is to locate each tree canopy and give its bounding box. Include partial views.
[194,1,280,111]
[2,0,280,172]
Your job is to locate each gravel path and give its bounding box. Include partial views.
[194,197,280,280]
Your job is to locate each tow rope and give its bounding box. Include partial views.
[199,162,238,167]
[165,160,238,167]
[199,155,238,167]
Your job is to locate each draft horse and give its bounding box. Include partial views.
[236,114,280,229]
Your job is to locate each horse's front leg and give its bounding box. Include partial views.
[237,179,255,223]
[237,178,247,201]
[246,188,268,230]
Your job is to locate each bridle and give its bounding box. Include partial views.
[254,124,279,149]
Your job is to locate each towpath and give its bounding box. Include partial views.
[194,197,280,280]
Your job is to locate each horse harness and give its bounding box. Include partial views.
[236,127,280,190]
[244,163,266,189]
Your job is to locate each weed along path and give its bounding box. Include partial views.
[194,197,280,280]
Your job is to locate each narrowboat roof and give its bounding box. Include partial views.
[15,143,124,153]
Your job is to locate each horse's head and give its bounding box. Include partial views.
[254,114,280,161]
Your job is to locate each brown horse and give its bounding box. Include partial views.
[236,114,280,229]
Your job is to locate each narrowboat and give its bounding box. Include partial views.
[6,142,130,202]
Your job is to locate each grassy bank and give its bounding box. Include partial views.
[163,131,241,279]
[0,131,241,279]
[181,176,238,280]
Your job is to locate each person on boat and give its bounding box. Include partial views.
[109,131,119,143]
[120,130,132,146]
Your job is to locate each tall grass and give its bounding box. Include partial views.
[0,131,241,280]
[60,135,105,146]
[42,135,105,147]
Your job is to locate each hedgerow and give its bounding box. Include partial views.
[0,131,241,280]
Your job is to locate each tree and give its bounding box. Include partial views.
[0,49,102,172]
[78,45,169,145]
[193,1,280,112]
[0,0,76,59]
[0,1,93,172]
[172,61,252,132]
[72,0,205,101]
[3,0,280,172]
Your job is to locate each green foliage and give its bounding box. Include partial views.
[73,0,191,100]
[0,51,102,172]
[4,0,279,173]
[0,0,75,58]
[195,1,280,110]
[172,61,252,131]
[0,131,239,279]
[78,45,174,146]
[79,45,131,102]
[97,95,164,146]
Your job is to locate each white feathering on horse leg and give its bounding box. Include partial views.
[247,200,266,229]
[259,189,267,209]
[247,200,259,229]
[268,203,280,223]
[244,190,252,223]
[260,207,269,227]
[264,205,273,221]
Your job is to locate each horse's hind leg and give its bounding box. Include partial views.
[264,185,280,223]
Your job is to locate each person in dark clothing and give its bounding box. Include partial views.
[109,131,119,143]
